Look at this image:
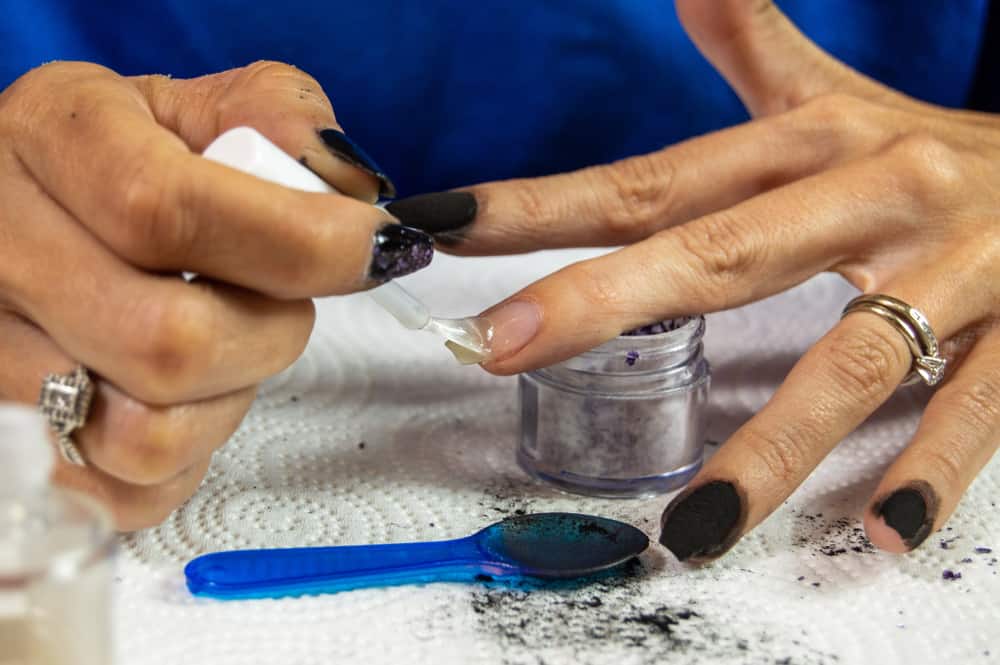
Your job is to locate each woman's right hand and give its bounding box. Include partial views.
[0,60,433,529]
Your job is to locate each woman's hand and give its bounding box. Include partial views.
[0,60,432,529]
[391,0,1000,559]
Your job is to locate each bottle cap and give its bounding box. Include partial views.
[0,403,54,495]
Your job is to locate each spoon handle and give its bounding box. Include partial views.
[185,536,503,599]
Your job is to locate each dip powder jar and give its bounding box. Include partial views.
[518,317,710,498]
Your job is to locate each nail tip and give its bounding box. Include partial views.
[317,128,397,199]
[873,481,938,549]
[369,224,435,281]
[658,480,743,563]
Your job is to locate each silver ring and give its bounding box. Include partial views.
[842,294,947,387]
[38,366,94,466]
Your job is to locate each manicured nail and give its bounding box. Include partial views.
[480,300,543,362]
[873,481,938,550]
[369,224,434,281]
[318,128,397,199]
[385,192,477,241]
[659,481,744,562]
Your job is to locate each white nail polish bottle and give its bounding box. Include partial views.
[0,405,115,665]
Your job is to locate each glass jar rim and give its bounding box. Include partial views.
[579,316,704,357]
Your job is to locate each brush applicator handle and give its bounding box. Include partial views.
[202,126,432,331]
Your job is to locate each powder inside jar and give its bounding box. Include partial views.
[518,316,709,498]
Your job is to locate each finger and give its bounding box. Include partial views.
[674,0,906,117]
[2,187,315,404]
[656,263,994,562]
[9,63,428,298]
[658,313,912,562]
[55,455,212,532]
[477,154,925,374]
[132,60,393,201]
[393,94,892,254]
[866,326,1000,553]
[0,310,257,486]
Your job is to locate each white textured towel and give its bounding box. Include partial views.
[119,250,999,665]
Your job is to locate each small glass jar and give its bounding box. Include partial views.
[518,316,710,498]
[0,491,115,665]
[0,405,116,665]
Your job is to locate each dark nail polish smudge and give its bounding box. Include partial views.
[385,191,478,241]
[317,128,397,199]
[873,480,939,549]
[659,481,744,562]
[369,224,434,281]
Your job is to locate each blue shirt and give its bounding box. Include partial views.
[1,1,992,196]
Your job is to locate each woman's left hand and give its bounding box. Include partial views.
[391,0,1000,560]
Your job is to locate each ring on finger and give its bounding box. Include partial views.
[841,294,947,387]
[38,366,94,466]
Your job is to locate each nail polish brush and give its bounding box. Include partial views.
[202,127,492,364]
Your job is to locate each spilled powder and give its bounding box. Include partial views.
[791,511,876,557]
[462,561,840,665]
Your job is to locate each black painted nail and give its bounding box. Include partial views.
[873,480,938,550]
[659,481,745,562]
[385,192,477,242]
[370,224,434,281]
[318,128,397,199]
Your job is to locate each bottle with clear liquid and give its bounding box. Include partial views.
[0,405,115,665]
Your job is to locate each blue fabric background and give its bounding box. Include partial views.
[0,1,990,196]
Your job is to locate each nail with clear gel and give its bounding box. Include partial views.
[479,300,543,363]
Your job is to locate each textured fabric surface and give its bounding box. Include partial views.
[118,251,999,664]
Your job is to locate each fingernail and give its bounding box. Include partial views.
[385,192,478,242]
[480,300,543,362]
[659,481,744,562]
[370,224,434,281]
[873,481,938,550]
[318,128,397,199]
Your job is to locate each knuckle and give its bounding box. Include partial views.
[267,213,331,292]
[916,444,966,490]
[567,261,628,315]
[884,132,964,204]
[935,371,1000,436]
[784,92,881,146]
[117,151,195,265]
[824,324,909,399]
[115,411,191,486]
[0,62,77,131]
[240,59,320,91]
[511,178,561,237]
[596,154,676,238]
[740,423,815,485]
[131,295,212,400]
[668,212,760,308]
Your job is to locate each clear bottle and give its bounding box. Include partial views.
[518,317,710,498]
[0,405,115,665]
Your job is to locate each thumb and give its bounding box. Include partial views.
[675,0,899,116]
[131,61,392,202]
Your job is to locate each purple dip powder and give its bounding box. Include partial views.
[518,317,709,498]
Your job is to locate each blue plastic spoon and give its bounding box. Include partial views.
[185,512,648,599]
